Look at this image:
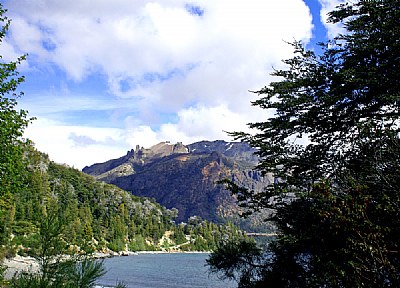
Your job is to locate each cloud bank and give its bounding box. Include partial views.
[3,0,316,168]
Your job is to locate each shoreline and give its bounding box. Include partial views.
[2,250,210,279]
[3,255,39,279]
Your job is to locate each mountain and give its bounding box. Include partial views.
[83,140,274,231]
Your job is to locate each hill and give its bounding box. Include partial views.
[3,146,244,256]
[83,140,274,231]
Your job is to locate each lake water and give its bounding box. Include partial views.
[95,253,236,288]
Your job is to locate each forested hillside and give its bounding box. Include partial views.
[0,2,245,268]
[4,146,244,255]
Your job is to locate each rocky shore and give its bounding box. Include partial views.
[2,250,209,279]
[3,255,39,279]
[2,251,137,279]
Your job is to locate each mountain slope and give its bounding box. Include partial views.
[5,146,244,255]
[83,140,273,229]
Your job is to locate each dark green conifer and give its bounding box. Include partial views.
[209,1,400,287]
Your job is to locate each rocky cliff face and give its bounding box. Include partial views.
[82,141,189,181]
[83,140,273,230]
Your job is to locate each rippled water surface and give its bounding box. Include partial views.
[95,253,236,288]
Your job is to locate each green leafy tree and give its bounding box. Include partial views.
[209,1,400,287]
[0,3,34,283]
[207,237,262,287]
[0,3,33,244]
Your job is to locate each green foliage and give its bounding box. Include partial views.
[128,235,147,251]
[0,3,34,283]
[176,217,245,252]
[9,208,106,288]
[5,148,242,255]
[57,259,106,288]
[39,160,177,252]
[9,258,106,288]
[107,238,125,252]
[0,3,33,246]
[29,207,66,282]
[172,225,186,245]
[210,1,400,287]
[207,237,263,287]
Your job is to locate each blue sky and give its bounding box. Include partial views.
[1,0,344,169]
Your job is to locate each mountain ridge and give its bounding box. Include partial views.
[83,140,273,231]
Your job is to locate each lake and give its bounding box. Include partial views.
[95,253,236,288]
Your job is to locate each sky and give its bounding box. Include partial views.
[1,0,345,169]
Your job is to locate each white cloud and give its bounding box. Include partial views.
[25,105,255,169]
[168,104,253,139]
[318,0,347,38]
[0,37,23,63]
[2,0,315,168]
[123,103,264,156]
[6,0,312,85]
[25,118,130,169]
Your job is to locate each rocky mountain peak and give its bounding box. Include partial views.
[83,141,190,178]
[83,140,273,231]
[126,141,189,162]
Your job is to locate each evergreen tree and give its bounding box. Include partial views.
[173,224,187,245]
[209,1,400,287]
[10,206,106,288]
